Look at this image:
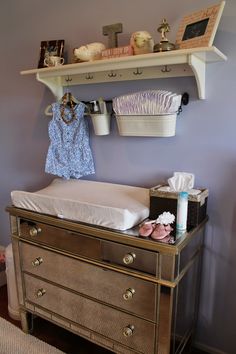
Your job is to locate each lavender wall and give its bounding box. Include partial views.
[0,0,235,352]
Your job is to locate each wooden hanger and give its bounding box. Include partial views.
[44,104,53,116]
[59,92,79,106]
[45,92,80,117]
[44,93,95,117]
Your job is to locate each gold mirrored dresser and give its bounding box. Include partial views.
[6,206,206,354]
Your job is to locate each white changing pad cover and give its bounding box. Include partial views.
[11,179,150,230]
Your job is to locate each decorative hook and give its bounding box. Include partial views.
[108,70,117,78]
[65,75,72,83]
[85,73,93,80]
[133,68,143,75]
[161,65,171,73]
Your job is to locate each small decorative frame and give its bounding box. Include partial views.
[38,40,65,68]
[175,1,225,49]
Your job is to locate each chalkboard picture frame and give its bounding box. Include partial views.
[38,40,65,68]
[175,1,225,49]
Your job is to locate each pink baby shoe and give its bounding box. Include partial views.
[139,221,155,237]
[151,224,173,240]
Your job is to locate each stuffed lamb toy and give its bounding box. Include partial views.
[130,31,154,55]
[74,42,106,62]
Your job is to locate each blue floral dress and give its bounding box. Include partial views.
[45,102,95,179]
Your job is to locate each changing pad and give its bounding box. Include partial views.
[11,178,150,230]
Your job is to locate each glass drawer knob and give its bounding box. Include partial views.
[123,325,134,337]
[36,289,46,298]
[123,288,135,301]
[29,227,42,237]
[32,257,43,267]
[123,252,136,265]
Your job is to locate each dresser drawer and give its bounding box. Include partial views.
[19,219,101,260]
[20,242,157,321]
[101,241,158,275]
[19,219,158,275]
[24,273,156,354]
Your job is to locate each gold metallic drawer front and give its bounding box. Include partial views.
[19,219,158,275]
[20,242,157,321]
[101,241,158,275]
[24,273,156,354]
[19,220,101,260]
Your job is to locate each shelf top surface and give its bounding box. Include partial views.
[21,46,227,77]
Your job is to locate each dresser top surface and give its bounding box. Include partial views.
[6,206,207,255]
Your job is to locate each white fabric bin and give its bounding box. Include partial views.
[5,244,20,320]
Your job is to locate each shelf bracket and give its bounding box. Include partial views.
[188,54,206,99]
[36,73,63,100]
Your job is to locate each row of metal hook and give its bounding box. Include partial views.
[64,65,172,83]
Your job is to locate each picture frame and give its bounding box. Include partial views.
[38,39,65,68]
[175,1,225,49]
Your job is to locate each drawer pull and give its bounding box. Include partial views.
[123,325,134,337]
[123,288,135,301]
[32,257,43,267]
[29,227,42,237]
[36,288,46,298]
[123,252,136,265]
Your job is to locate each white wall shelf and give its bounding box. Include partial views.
[21,46,227,100]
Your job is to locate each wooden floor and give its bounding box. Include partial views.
[0,284,207,354]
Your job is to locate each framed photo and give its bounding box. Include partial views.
[38,40,65,68]
[175,1,225,49]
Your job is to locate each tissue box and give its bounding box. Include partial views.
[149,184,208,228]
